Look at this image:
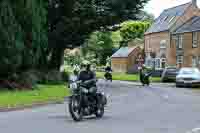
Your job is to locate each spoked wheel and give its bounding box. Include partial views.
[95,97,104,118]
[69,96,83,122]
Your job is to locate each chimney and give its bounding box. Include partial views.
[192,0,197,7]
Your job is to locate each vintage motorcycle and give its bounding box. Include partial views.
[68,76,107,122]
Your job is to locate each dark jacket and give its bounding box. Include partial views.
[78,70,96,88]
[105,66,112,72]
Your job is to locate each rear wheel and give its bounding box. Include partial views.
[69,96,83,122]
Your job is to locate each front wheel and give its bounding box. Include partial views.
[69,96,83,122]
[95,103,104,118]
[95,95,105,118]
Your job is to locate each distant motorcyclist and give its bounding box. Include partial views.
[105,64,112,72]
[139,64,151,86]
[104,63,112,82]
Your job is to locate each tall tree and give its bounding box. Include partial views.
[82,31,114,65]
[48,0,150,69]
[0,0,48,77]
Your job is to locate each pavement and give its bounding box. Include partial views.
[0,80,200,133]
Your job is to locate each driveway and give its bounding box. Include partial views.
[0,80,200,133]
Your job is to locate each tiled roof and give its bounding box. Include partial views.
[145,2,191,34]
[111,47,136,58]
[174,16,200,34]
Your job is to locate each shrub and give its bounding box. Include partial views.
[61,71,69,82]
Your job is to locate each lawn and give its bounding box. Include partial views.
[96,72,161,82]
[0,84,70,108]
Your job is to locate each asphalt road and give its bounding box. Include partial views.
[0,80,200,133]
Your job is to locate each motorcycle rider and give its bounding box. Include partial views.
[139,64,152,86]
[77,60,98,114]
[105,63,112,72]
[104,63,112,81]
[78,60,97,94]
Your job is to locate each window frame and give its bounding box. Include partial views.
[192,32,198,48]
[169,16,175,23]
[177,55,183,64]
[160,40,167,49]
[198,56,200,65]
[192,56,198,67]
[178,35,183,49]
[175,34,183,49]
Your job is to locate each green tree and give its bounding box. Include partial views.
[119,21,151,47]
[0,0,47,78]
[48,0,150,69]
[82,31,114,65]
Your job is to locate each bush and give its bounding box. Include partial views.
[0,70,40,90]
[61,71,69,82]
[40,70,64,84]
[0,69,69,90]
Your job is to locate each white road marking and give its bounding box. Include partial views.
[187,127,200,133]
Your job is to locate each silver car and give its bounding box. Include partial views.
[176,67,200,87]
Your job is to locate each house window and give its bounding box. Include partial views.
[198,56,200,66]
[192,32,198,48]
[176,35,183,49]
[161,58,166,68]
[160,40,167,49]
[177,55,183,64]
[192,56,198,67]
[155,58,160,68]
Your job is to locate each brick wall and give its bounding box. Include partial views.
[127,47,142,70]
[182,32,200,68]
[145,32,170,54]
[168,36,177,66]
[144,32,171,66]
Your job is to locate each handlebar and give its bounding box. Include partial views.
[69,79,97,84]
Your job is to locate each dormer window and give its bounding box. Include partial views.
[163,16,168,21]
[169,16,175,23]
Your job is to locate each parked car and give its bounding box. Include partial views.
[161,67,179,82]
[146,68,163,77]
[176,67,200,87]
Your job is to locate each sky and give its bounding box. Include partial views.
[144,0,200,18]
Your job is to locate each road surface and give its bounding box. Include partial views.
[0,80,200,133]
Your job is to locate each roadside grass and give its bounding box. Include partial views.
[0,84,70,108]
[96,72,161,82]
[64,65,161,82]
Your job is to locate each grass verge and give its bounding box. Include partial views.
[96,72,161,82]
[0,84,70,109]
